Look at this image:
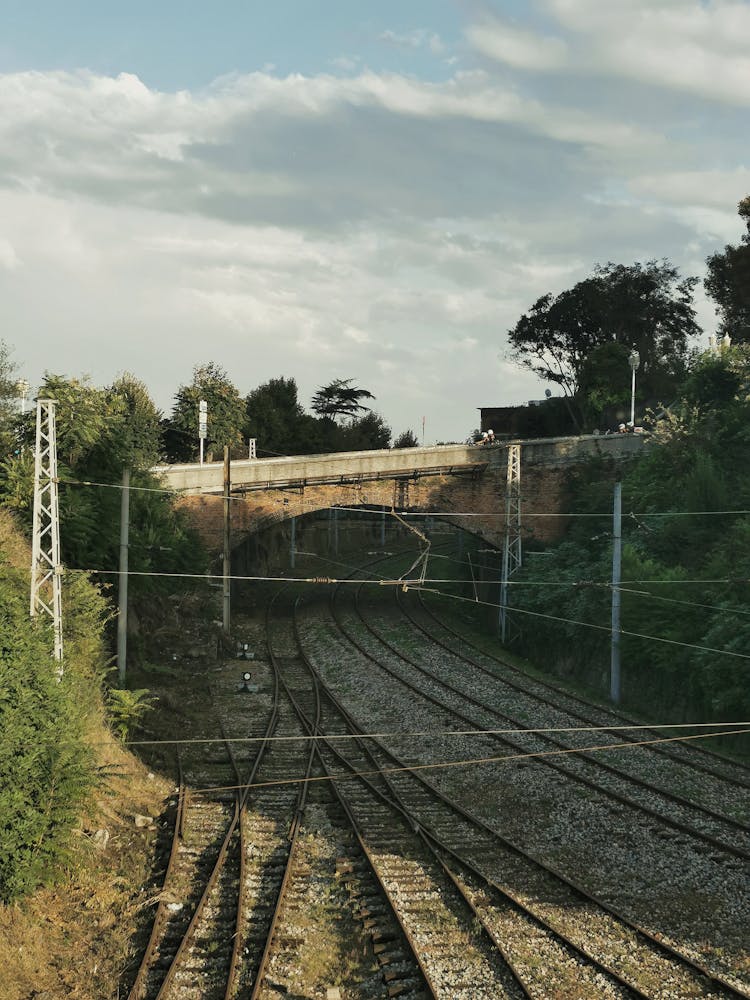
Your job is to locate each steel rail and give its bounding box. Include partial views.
[330,578,750,862]
[126,757,186,1000]
[414,586,750,784]
[286,601,681,1000]
[293,590,750,999]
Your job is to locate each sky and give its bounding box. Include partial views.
[1,0,749,443]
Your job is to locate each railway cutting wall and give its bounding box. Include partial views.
[160,435,644,557]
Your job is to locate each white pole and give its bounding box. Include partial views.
[610,481,622,704]
[117,467,130,686]
[630,367,636,427]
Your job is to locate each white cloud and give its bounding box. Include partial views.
[465,1,750,106]
[329,55,360,72]
[0,56,743,441]
[0,238,20,271]
[378,28,445,54]
[466,15,568,71]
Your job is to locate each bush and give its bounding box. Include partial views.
[0,570,95,902]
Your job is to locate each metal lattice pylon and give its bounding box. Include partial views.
[30,398,64,670]
[499,443,522,642]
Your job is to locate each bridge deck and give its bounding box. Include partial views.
[152,435,644,495]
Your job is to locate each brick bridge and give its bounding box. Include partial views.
[154,435,644,557]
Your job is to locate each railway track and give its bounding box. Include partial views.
[289,571,749,993]
[125,543,748,997]
[280,591,750,998]
[409,585,750,791]
[334,581,750,862]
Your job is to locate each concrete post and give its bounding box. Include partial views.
[223,447,231,638]
[117,467,130,686]
[610,480,622,703]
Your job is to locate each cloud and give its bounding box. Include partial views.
[0,67,663,243]
[329,55,360,73]
[0,57,742,441]
[466,15,568,71]
[466,1,750,107]
[378,29,445,55]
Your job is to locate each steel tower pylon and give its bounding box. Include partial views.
[499,443,522,643]
[30,398,64,672]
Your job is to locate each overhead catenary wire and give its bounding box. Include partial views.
[414,584,750,661]
[616,585,750,618]
[179,727,750,798]
[121,720,750,748]
[55,475,750,519]
[65,566,750,590]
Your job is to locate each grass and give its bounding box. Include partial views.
[0,727,170,1000]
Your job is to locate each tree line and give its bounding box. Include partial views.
[507,196,750,433]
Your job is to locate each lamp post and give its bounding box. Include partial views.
[628,350,640,427]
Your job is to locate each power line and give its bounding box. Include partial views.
[616,586,750,618]
[180,727,750,797]
[56,475,750,519]
[417,585,750,661]
[65,565,750,590]
[122,720,750,748]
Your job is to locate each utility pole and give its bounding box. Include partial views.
[610,480,622,703]
[117,467,130,686]
[290,515,296,569]
[499,443,522,643]
[223,446,231,637]
[30,399,64,674]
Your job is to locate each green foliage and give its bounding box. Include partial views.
[0,341,21,460]
[508,353,750,732]
[246,376,307,456]
[393,429,419,448]
[106,688,155,741]
[337,411,391,450]
[508,260,699,428]
[705,195,750,344]
[310,378,375,422]
[166,362,246,461]
[0,567,98,903]
[0,373,207,604]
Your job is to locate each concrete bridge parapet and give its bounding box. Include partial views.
[154,434,644,556]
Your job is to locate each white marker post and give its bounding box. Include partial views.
[198,399,208,465]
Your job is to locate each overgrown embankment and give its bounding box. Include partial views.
[0,509,170,1000]
[507,354,750,749]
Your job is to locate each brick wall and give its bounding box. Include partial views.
[176,434,640,556]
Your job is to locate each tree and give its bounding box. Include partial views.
[108,373,163,470]
[508,261,700,427]
[166,362,246,462]
[246,377,306,456]
[0,341,20,459]
[311,378,375,422]
[0,373,205,585]
[705,196,750,344]
[393,429,419,448]
[338,412,392,451]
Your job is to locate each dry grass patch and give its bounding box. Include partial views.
[0,728,171,1000]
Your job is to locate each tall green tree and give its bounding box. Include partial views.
[705,196,750,344]
[0,341,20,458]
[246,376,306,456]
[166,362,246,462]
[107,372,163,470]
[0,374,204,585]
[338,411,392,450]
[508,261,700,428]
[311,378,375,422]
